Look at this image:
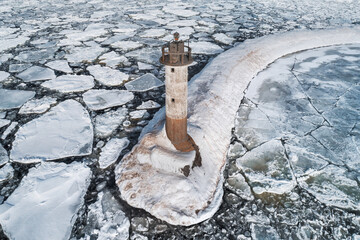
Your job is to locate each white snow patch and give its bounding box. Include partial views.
[41,75,94,93]
[0,162,91,240]
[99,138,129,169]
[11,100,93,163]
[87,65,129,86]
[83,89,134,111]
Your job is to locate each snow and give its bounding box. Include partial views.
[99,138,129,169]
[0,163,14,182]
[0,144,8,166]
[18,97,57,114]
[125,73,164,92]
[82,190,130,240]
[0,89,35,110]
[87,65,129,86]
[137,100,161,110]
[0,161,91,240]
[115,27,360,226]
[45,60,72,73]
[83,89,134,111]
[16,66,55,82]
[0,71,10,82]
[41,75,94,93]
[94,108,128,138]
[11,100,93,163]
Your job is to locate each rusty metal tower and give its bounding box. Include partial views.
[160,33,195,152]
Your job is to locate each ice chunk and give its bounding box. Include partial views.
[42,75,94,93]
[0,161,91,240]
[190,41,223,55]
[227,142,247,159]
[83,89,134,111]
[0,163,13,182]
[167,20,197,27]
[0,54,12,65]
[87,65,129,86]
[14,48,57,63]
[11,100,93,163]
[18,97,57,114]
[213,33,235,45]
[113,22,140,33]
[140,29,167,38]
[0,144,8,166]
[0,89,35,110]
[111,41,143,51]
[236,140,295,195]
[137,100,161,110]
[0,71,10,82]
[99,138,129,169]
[16,66,55,82]
[0,119,10,129]
[137,62,154,70]
[1,122,18,140]
[45,60,72,73]
[125,48,161,65]
[130,110,147,120]
[125,73,164,92]
[163,6,199,17]
[98,51,130,68]
[83,190,130,240]
[299,165,360,211]
[65,46,105,63]
[225,173,254,201]
[94,108,128,138]
[9,64,31,73]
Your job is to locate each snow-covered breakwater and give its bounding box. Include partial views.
[115,27,360,226]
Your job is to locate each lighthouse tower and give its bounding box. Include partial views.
[160,33,195,152]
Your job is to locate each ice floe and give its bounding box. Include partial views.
[190,41,223,55]
[65,46,105,63]
[0,36,29,52]
[0,119,10,129]
[0,163,13,183]
[129,110,147,120]
[1,122,18,140]
[18,97,57,114]
[137,100,161,110]
[87,65,129,86]
[111,41,143,51]
[45,60,72,73]
[213,33,235,45]
[0,162,91,240]
[11,100,93,163]
[99,138,129,169]
[94,108,128,138]
[98,51,130,68]
[125,73,164,92]
[42,75,94,93]
[0,89,35,110]
[137,62,154,70]
[16,66,55,82]
[83,89,134,111]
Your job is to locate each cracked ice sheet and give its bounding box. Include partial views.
[0,162,91,240]
[299,165,360,211]
[94,108,128,138]
[236,140,296,195]
[11,100,93,163]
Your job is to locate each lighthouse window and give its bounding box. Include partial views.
[171,98,175,103]
[171,68,175,73]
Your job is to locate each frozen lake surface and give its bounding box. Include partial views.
[0,0,360,239]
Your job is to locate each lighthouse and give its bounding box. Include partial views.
[160,33,195,152]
